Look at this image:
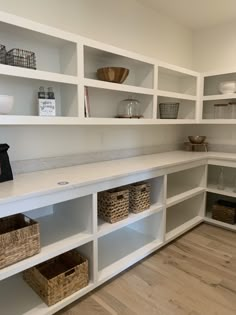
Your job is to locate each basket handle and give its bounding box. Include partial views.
[65,268,75,277]
[117,195,124,200]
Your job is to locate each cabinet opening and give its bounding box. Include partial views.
[84,46,154,88]
[0,76,78,117]
[98,212,163,273]
[167,165,206,199]
[166,194,204,234]
[158,66,197,96]
[0,21,77,75]
[157,96,196,120]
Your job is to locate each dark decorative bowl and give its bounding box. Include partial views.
[97,67,129,84]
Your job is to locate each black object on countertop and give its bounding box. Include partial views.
[0,143,13,183]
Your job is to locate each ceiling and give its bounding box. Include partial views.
[137,0,236,30]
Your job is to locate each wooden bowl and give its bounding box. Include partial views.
[97,67,129,84]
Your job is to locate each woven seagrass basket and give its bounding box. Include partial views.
[129,181,151,213]
[23,249,89,306]
[0,213,40,269]
[98,187,129,223]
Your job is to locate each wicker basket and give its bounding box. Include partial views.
[0,44,6,64]
[98,187,129,223]
[159,102,179,119]
[212,200,236,224]
[0,213,40,269]
[129,181,151,213]
[6,48,36,69]
[23,249,89,306]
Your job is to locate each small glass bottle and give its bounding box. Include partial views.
[47,87,55,99]
[38,86,45,99]
[217,167,225,190]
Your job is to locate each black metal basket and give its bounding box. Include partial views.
[0,44,6,64]
[6,48,36,69]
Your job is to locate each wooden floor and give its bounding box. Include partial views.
[57,224,236,315]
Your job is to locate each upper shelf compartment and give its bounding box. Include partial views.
[0,20,77,77]
[158,66,197,97]
[84,46,154,89]
[203,72,236,98]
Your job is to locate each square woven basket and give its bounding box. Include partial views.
[98,187,129,223]
[23,249,89,306]
[129,181,151,213]
[0,213,40,269]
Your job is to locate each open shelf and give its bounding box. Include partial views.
[166,194,204,242]
[167,165,206,202]
[207,164,236,198]
[205,192,236,231]
[204,72,236,96]
[84,46,154,89]
[98,212,164,282]
[85,86,153,119]
[97,204,163,237]
[0,196,94,281]
[202,100,235,120]
[0,76,78,117]
[157,95,196,120]
[158,66,197,96]
[97,176,164,236]
[0,20,77,76]
[0,243,94,315]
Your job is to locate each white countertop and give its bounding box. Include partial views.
[0,151,235,205]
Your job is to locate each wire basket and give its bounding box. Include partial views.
[0,44,6,64]
[6,48,36,69]
[159,102,179,119]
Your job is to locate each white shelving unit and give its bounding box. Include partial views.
[0,10,200,125]
[0,153,218,315]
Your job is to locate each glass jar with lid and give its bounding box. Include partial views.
[228,101,236,119]
[117,97,143,118]
[214,103,228,119]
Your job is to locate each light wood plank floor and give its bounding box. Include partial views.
[57,224,236,315]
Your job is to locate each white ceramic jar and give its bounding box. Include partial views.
[0,95,14,114]
[218,81,236,94]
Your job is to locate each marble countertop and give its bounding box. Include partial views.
[0,151,235,205]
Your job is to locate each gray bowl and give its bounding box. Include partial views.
[188,136,206,144]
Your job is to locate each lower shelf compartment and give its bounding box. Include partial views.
[0,274,94,315]
[165,216,203,242]
[98,212,163,283]
[166,193,205,242]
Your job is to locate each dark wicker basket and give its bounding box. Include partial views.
[212,200,236,224]
[0,44,6,64]
[0,213,40,269]
[23,249,89,306]
[98,187,129,223]
[6,48,36,69]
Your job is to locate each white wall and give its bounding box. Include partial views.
[0,0,193,161]
[0,0,193,68]
[192,21,236,149]
[193,20,236,72]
